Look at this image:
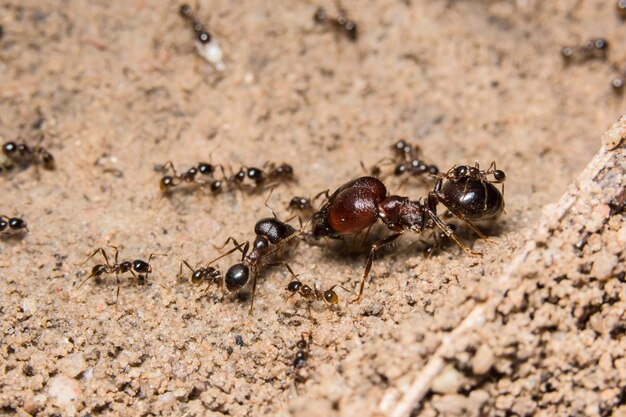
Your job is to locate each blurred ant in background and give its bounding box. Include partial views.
[179,4,225,71]
[313,3,358,41]
[288,332,313,393]
[177,259,222,296]
[561,38,609,64]
[228,162,295,193]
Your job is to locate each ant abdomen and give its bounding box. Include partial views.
[254,218,296,244]
[225,263,250,291]
[313,177,387,238]
[437,176,504,221]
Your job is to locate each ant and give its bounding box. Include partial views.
[228,162,295,192]
[159,161,224,194]
[561,38,609,64]
[179,4,225,71]
[289,332,312,392]
[313,4,358,41]
[310,162,505,302]
[0,215,28,235]
[177,259,222,294]
[76,246,163,305]
[1,139,55,171]
[390,139,439,178]
[286,278,351,318]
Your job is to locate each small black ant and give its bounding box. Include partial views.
[288,196,314,213]
[367,139,439,180]
[313,5,358,41]
[76,246,163,304]
[177,259,222,294]
[1,139,55,171]
[310,162,505,301]
[561,38,609,64]
[617,0,626,19]
[0,215,28,235]
[290,332,312,392]
[286,279,351,317]
[209,193,305,313]
[228,162,295,192]
[179,4,225,70]
[159,161,223,194]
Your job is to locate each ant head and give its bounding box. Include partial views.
[210,180,223,193]
[198,162,214,176]
[180,4,192,18]
[2,141,17,155]
[561,46,574,60]
[233,169,246,182]
[41,151,55,169]
[253,235,269,252]
[286,280,302,293]
[191,269,205,283]
[160,176,175,191]
[225,263,249,291]
[247,167,264,182]
[344,20,357,41]
[493,169,506,182]
[323,289,339,304]
[314,7,326,22]
[394,163,407,176]
[273,163,293,178]
[619,0,626,17]
[133,260,152,274]
[392,139,410,155]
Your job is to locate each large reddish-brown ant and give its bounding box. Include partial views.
[310,162,505,301]
[1,139,55,171]
[76,246,163,304]
[0,215,28,235]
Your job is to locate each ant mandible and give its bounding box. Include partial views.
[0,215,28,235]
[76,246,163,305]
[310,162,506,302]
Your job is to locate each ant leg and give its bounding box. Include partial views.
[163,161,178,177]
[179,260,195,280]
[265,261,298,279]
[264,187,278,219]
[247,270,259,315]
[459,218,498,246]
[209,239,248,263]
[328,284,353,294]
[213,236,242,250]
[352,232,403,303]
[312,189,330,206]
[424,207,482,257]
[81,247,110,266]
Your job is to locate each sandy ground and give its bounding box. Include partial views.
[0,0,625,416]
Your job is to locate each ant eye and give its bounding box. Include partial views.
[493,170,506,182]
[323,290,338,304]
